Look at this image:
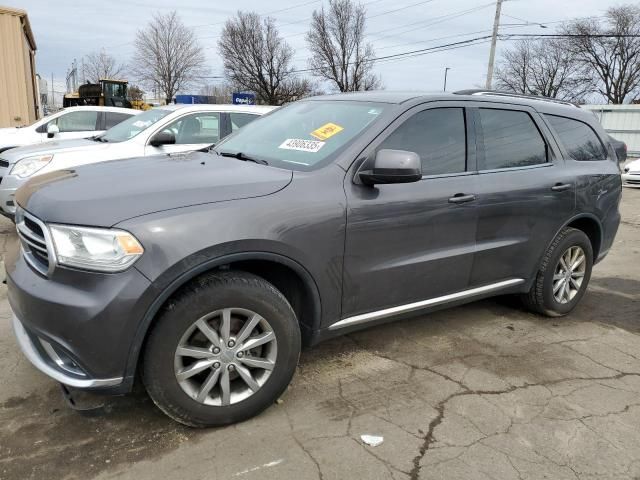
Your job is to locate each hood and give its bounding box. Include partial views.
[16,151,293,227]
[1,138,104,163]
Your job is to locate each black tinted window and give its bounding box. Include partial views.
[105,112,134,129]
[379,108,466,175]
[478,109,547,169]
[230,113,258,132]
[544,114,607,161]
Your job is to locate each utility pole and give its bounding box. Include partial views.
[443,67,451,92]
[485,0,504,90]
[51,72,54,108]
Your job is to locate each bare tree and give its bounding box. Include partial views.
[495,38,592,102]
[82,50,126,83]
[128,85,144,101]
[563,5,640,104]
[131,11,207,104]
[306,0,380,92]
[218,12,313,105]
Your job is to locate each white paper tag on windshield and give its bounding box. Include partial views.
[279,138,325,153]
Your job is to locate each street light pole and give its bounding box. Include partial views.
[443,67,451,92]
[485,0,504,90]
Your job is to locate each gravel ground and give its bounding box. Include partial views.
[0,188,639,480]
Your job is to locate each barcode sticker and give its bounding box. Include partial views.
[278,138,325,153]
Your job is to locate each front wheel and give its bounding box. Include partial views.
[142,271,301,427]
[522,227,593,317]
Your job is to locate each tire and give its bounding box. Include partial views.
[142,271,301,427]
[522,227,593,317]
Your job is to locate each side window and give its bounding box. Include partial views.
[160,112,220,145]
[544,114,607,161]
[230,113,258,132]
[478,109,547,170]
[378,108,466,175]
[104,112,134,130]
[55,111,99,132]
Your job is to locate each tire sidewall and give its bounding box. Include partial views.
[541,230,593,315]
[143,273,301,427]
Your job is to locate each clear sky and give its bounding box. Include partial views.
[13,0,626,97]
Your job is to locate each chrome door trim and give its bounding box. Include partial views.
[329,278,525,330]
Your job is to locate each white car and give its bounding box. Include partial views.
[622,158,640,187]
[0,106,139,154]
[0,104,275,217]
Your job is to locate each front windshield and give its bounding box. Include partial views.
[101,108,172,143]
[215,101,388,170]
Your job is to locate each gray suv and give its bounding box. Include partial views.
[7,91,622,427]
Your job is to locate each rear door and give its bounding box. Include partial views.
[341,103,479,319]
[145,111,222,155]
[470,104,576,287]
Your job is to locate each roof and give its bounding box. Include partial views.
[0,5,36,50]
[62,106,140,114]
[156,104,277,114]
[308,90,593,120]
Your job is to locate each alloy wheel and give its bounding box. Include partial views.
[552,246,586,304]
[173,308,278,406]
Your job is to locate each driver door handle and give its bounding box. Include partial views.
[551,183,573,192]
[448,193,476,204]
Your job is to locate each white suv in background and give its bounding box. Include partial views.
[0,106,139,154]
[0,104,275,218]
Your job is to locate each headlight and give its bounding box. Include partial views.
[49,224,144,272]
[10,155,53,178]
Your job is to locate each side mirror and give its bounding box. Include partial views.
[359,149,422,186]
[149,130,176,147]
[47,124,59,138]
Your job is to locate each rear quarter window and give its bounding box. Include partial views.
[544,114,607,161]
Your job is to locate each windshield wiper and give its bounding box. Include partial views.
[91,135,108,143]
[217,151,268,165]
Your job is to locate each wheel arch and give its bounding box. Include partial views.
[565,214,603,261]
[124,252,322,383]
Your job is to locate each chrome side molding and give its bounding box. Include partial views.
[329,278,525,330]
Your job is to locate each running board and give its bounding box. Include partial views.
[329,278,525,330]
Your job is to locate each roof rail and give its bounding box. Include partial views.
[453,89,579,108]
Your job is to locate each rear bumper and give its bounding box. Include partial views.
[12,313,123,388]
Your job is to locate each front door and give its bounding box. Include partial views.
[341,104,479,320]
[145,112,223,155]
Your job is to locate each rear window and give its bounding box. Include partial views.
[478,109,548,170]
[544,114,607,161]
[104,112,134,129]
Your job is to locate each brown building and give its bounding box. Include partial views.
[0,6,39,127]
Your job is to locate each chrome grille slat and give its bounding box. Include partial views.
[16,207,55,277]
[17,231,48,255]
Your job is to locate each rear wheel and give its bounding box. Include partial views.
[522,227,593,317]
[142,271,301,427]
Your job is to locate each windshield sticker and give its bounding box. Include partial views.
[310,122,344,141]
[279,138,325,153]
[132,120,152,128]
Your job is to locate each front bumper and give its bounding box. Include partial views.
[6,235,155,391]
[12,313,123,388]
[622,172,640,187]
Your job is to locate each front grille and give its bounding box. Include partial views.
[0,159,9,168]
[16,208,53,276]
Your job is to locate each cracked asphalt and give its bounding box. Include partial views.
[1,189,639,480]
